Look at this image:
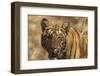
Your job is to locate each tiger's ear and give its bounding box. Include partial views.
[41,18,49,32]
[62,22,70,33]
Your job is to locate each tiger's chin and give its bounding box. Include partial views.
[48,48,67,60]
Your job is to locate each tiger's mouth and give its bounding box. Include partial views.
[48,48,66,59]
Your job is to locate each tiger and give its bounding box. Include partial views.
[41,18,88,60]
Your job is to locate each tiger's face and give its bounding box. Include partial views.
[41,18,69,59]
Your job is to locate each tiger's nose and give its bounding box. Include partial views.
[54,41,61,48]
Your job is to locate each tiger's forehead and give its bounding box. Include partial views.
[44,25,66,37]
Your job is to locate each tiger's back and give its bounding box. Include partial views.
[66,27,87,59]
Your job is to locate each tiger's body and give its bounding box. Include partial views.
[41,18,87,60]
[66,27,87,59]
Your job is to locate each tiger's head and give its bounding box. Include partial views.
[41,18,70,59]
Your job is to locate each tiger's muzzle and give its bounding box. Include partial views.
[48,40,67,59]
